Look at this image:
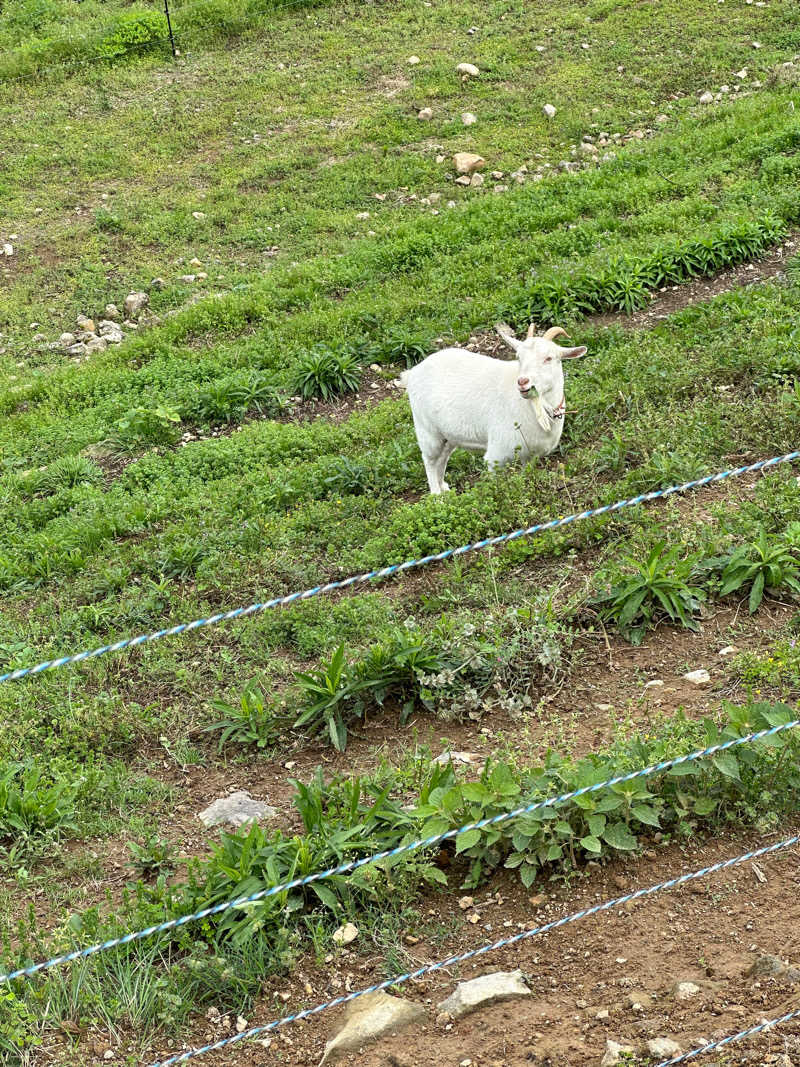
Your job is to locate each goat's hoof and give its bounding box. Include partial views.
[441,482,451,492]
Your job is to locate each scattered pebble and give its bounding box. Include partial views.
[332,922,359,946]
[461,112,477,126]
[457,62,480,77]
[683,669,711,686]
[542,103,557,119]
[418,107,433,120]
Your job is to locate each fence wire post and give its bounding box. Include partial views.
[163,0,177,58]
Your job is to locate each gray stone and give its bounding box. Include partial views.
[647,1038,682,1058]
[76,315,95,332]
[601,1039,635,1066]
[746,954,787,978]
[104,303,122,321]
[699,91,714,104]
[124,291,149,318]
[542,103,556,119]
[59,332,76,349]
[418,107,433,120]
[437,970,530,1020]
[97,320,124,343]
[67,342,87,357]
[150,277,166,290]
[320,991,426,1064]
[470,172,484,187]
[199,791,276,829]
[461,112,477,126]
[457,62,480,77]
[85,337,108,355]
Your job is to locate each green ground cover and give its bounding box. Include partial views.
[1,0,799,1060]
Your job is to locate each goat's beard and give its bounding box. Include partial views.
[531,395,551,431]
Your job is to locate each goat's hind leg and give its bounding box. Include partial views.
[434,441,455,492]
[416,428,449,494]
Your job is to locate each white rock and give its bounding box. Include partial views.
[407,55,420,65]
[418,107,434,120]
[752,40,762,49]
[455,175,472,186]
[683,669,711,686]
[437,970,530,1020]
[59,332,77,349]
[542,103,557,119]
[104,303,121,321]
[647,1038,682,1057]
[198,791,276,829]
[85,337,108,354]
[123,292,149,318]
[699,91,714,104]
[719,645,738,657]
[2,243,13,257]
[191,210,207,219]
[672,981,701,1001]
[453,152,485,175]
[433,751,483,766]
[355,211,370,220]
[320,992,426,1064]
[332,922,358,946]
[644,679,664,690]
[179,274,197,283]
[457,62,480,77]
[535,45,546,53]
[461,112,477,126]
[735,68,748,80]
[97,320,124,344]
[601,1039,635,1066]
[67,342,87,357]
[720,84,730,93]
[470,173,484,187]
[236,1016,248,1033]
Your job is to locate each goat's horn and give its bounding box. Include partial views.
[543,326,569,341]
[526,322,536,339]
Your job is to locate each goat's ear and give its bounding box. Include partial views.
[559,345,588,360]
[526,322,536,339]
[495,323,523,352]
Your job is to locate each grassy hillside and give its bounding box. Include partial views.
[1,0,800,1061]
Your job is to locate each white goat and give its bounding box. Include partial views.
[400,323,587,494]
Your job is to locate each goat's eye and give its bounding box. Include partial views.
[543,357,552,364]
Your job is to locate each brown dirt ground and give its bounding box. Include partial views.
[139,826,800,1067]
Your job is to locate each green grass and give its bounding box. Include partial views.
[1,0,800,1058]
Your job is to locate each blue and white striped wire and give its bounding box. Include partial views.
[3,716,797,984]
[147,833,800,1067]
[1,450,797,686]
[658,1005,800,1066]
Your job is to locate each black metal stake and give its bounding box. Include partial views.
[163,0,177,58]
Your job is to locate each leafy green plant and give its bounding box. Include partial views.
[717,528,800,612]
[25,454,104,497]
[293,645,363,751]
[292,345,362,400]
[592,543,706,644]
[104,404,182,454]
[96,10,168,61]
[0,763,78,840]
[191,372,286,426]
[128,834,177,879]
[205,685,289,751]
[155,539,206,579]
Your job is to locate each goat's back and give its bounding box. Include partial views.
[403,348,517,446]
